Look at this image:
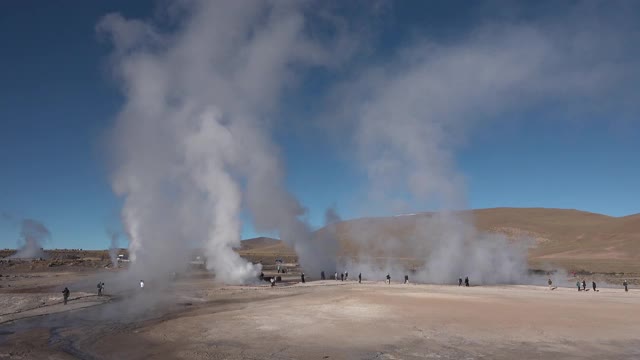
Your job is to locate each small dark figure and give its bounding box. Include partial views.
[386,273,391,285]
[464,276,469,287]
[576,281,581,291]
[97,282,104,296]
[458,278,462,286]
[623,280,628,292]
[592,281,597,292]
[301,273,305,283]
[345,272,349,281]
[270,277,275,287]
[62,287,70,305]
[582,280,586,291]
[358,273,362,283]
[341,273,344,281]
[259,272,264,281]
[404,275,409,284]
[548,278,552,290]
[321,271,325,280]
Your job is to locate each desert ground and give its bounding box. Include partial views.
[1,266,639,360]
[1,208,639,359]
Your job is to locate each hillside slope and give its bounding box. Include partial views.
[240,208,640,272]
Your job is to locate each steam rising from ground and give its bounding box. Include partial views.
[106,229,119,267]
[98,2,639,286]
[329,3,640,284]
[339,214,532,284]
[98,1,348,283]
[11,219,50,259]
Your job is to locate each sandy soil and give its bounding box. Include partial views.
[1,273,639,360]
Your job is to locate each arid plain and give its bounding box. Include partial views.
[1,208,639,359]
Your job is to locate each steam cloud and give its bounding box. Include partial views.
[106,229,119,267]
[11,219,50,259]
[98,1,348,283]
[338,214,532,284]
[331,3,640,284]
[98,2,639,285]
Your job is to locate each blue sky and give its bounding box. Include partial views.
[1,1,639,250]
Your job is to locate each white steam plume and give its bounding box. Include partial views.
[106,229,119,267]
[332,4,640,284]
[98,1,350,283]
[11,219,50,259]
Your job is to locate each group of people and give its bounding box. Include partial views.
[575,280,598,292]
[62,279,150,305]
[263,264,633,293]
[574,279,629,292]
[315,272,471,286]
[546,278,631,292]
[333,271,349,281]
[60,281,108,305]
[318,270,363,283]
[61,272,632,304]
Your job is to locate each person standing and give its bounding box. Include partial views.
[464,276,470,287]
[62,287,70,305]
[335,272,338,281]
[582,280,586,291]
[576,281,581,291]
[321,271,325,280]
[386,273,391,285]
[404,275,409,284]
[301,273,305,283]
[592,281,597,292]
[340,273,344,281]
[548,278,552,290]
[623,280,629,292]
[458,278,462,286]
[358,273,362,284]
[345,272,349,281]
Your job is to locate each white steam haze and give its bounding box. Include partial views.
[106,229,119,267]
[329,3,640,284]
[98,0,349,283]
[11,219,50,259]
[98,1,639,285]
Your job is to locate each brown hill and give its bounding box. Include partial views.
[238,237,281,251]
[472,208,640,272]
[238,237,291,256]
[240,208,640,273]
